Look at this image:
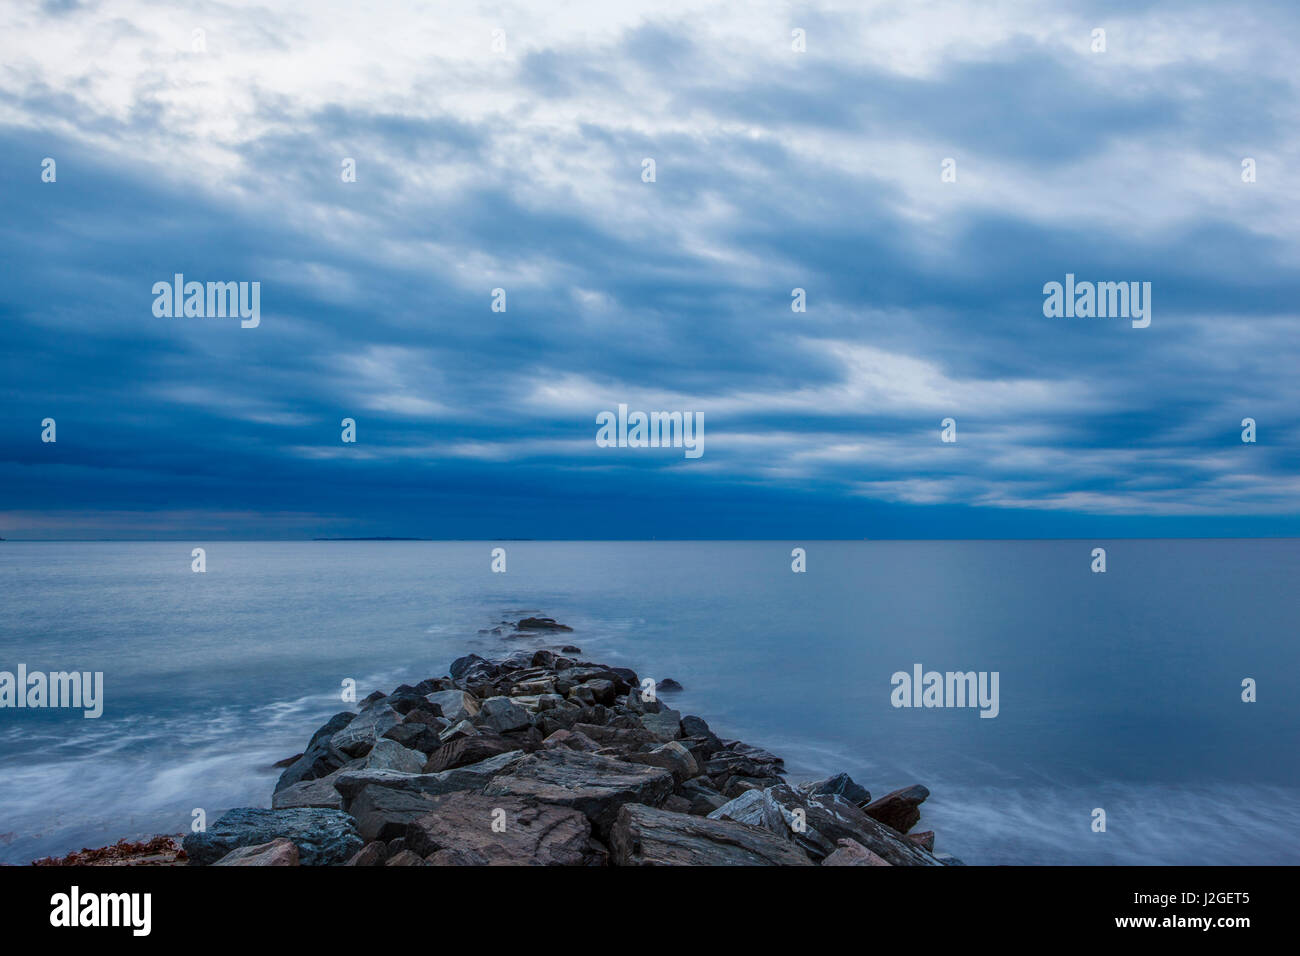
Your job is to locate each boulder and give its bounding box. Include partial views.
[822,838,892,866]
[361,738,427,773]
[475,696,532,734]
[541,729,601,753]
[274,737,350,793]
[345,841,388,866]
[330,705,400,758]
[423,734,522,773]
[348,786,437,843]
[483,749,674,838]
[333,749,527,804]
[516,617,573,631]
[678,777,728,816]
[271,772,346,811]
[183,808,362,866]
[639,708,683,742]
[425,690,480,724]
[622,741,699,783]
[799,772,871,808]
[906,830,936,852]
[212,838,300,866]
[449,654,497,680]
[405,792,600,865]
[708,785,940,865]
[385,849,427,866]
[862,784,929,834]
[609,804,813,866]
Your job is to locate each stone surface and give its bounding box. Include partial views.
[361,738,427,773]
[271,772,346,811]
[800,772,871,808]
[423,734,522,773]
[183,808,362,866]
[822,838,892,866]
[333,750,527,804]
[212,838,300,866]
[862,784,930,834]
[609,804,813,866]
[709,785,941,865]
[622,740,700,783]
[424,690,481,724]
[475,696,533,734]
[330,705,401,758]
[348,785,437,843]
[404,792,600,865]
[484,749,674,837]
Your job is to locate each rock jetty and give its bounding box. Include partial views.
[180,632,960,866]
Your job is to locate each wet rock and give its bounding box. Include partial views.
[348,786,437,843]
[609,804,813,866]
[483,749,674,838]
[212,838,300,866]
[516,617,573,631]
[709,785,940,866]
[334,750,527,805]
[330,705,401,758]
[622,741,700,783]
[405,792,600,865]
[423,734,522,773]
[272,771,346,811]
[183,808,362,866]
[449,654,498,681]
[475,696,532,734]
[822,838,892,866]
[424,690,480,724]
[658,678,683,692]
[361,738,427,773]
[862,784,930,834]
[800,772,871,808]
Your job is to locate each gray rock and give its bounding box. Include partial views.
[822,838,892,866]
[610,803,813,866]
[639,707,683,741]
[333,749,527,804]
[799,772,871,808]
[622,740,700,783]
[424,690,481,724]
[484,749,674,838]
[360,738,426,774]
[405,792,600,865]
[475,696,532,734]
[330,705,400,758]
[212,838,300,866]
[862,784,930,834]
[348,786,437,842]
[271,771,346,811]
[183,808,362,866]
[709,784,941,865]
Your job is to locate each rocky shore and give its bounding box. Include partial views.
[44,621,962,867]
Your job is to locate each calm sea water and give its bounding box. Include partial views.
[1,539,1297,865]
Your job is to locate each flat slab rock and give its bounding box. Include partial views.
[484,749,674,837]
[334,750,526,804]
[610,803,813,866]
[183,808,362,866]
[404,792,601,865]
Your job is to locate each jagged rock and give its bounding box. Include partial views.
[475,696,532,734]
[638,708,683,742]
[183,808,362,866]
[709,785,940,865]
[799,772,871,808]
[345,841,388,866]
[274,735,350,793]
[541,729,601,752]
[610,804,813,866]
[679,777,728,816]
[623,741,700,783]
[423,734,522,773]
[382,720,444,754]
[679,715,711,737]
[516,617,573,631]
[385,849,427,866]
[212,838,300,866]
[334,750,527,805]
[906,830,935,852]
[439,719,480,742]
[862,784,930,834]
[271,771,346,810]
[405,792,600,865]
[361,738,426,773]
[822,838,891,866]
[484,749,674,837]
[424,690,480,724]
[348,786,437,842]
[330,705,400,758]
[450,654,497,680]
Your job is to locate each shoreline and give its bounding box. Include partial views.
[32,620,957,867]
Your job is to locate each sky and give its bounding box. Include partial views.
[1,0,1298,539]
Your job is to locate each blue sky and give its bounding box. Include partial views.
[2,0,1298,539]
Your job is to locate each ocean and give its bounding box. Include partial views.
[1,539,1297,865]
